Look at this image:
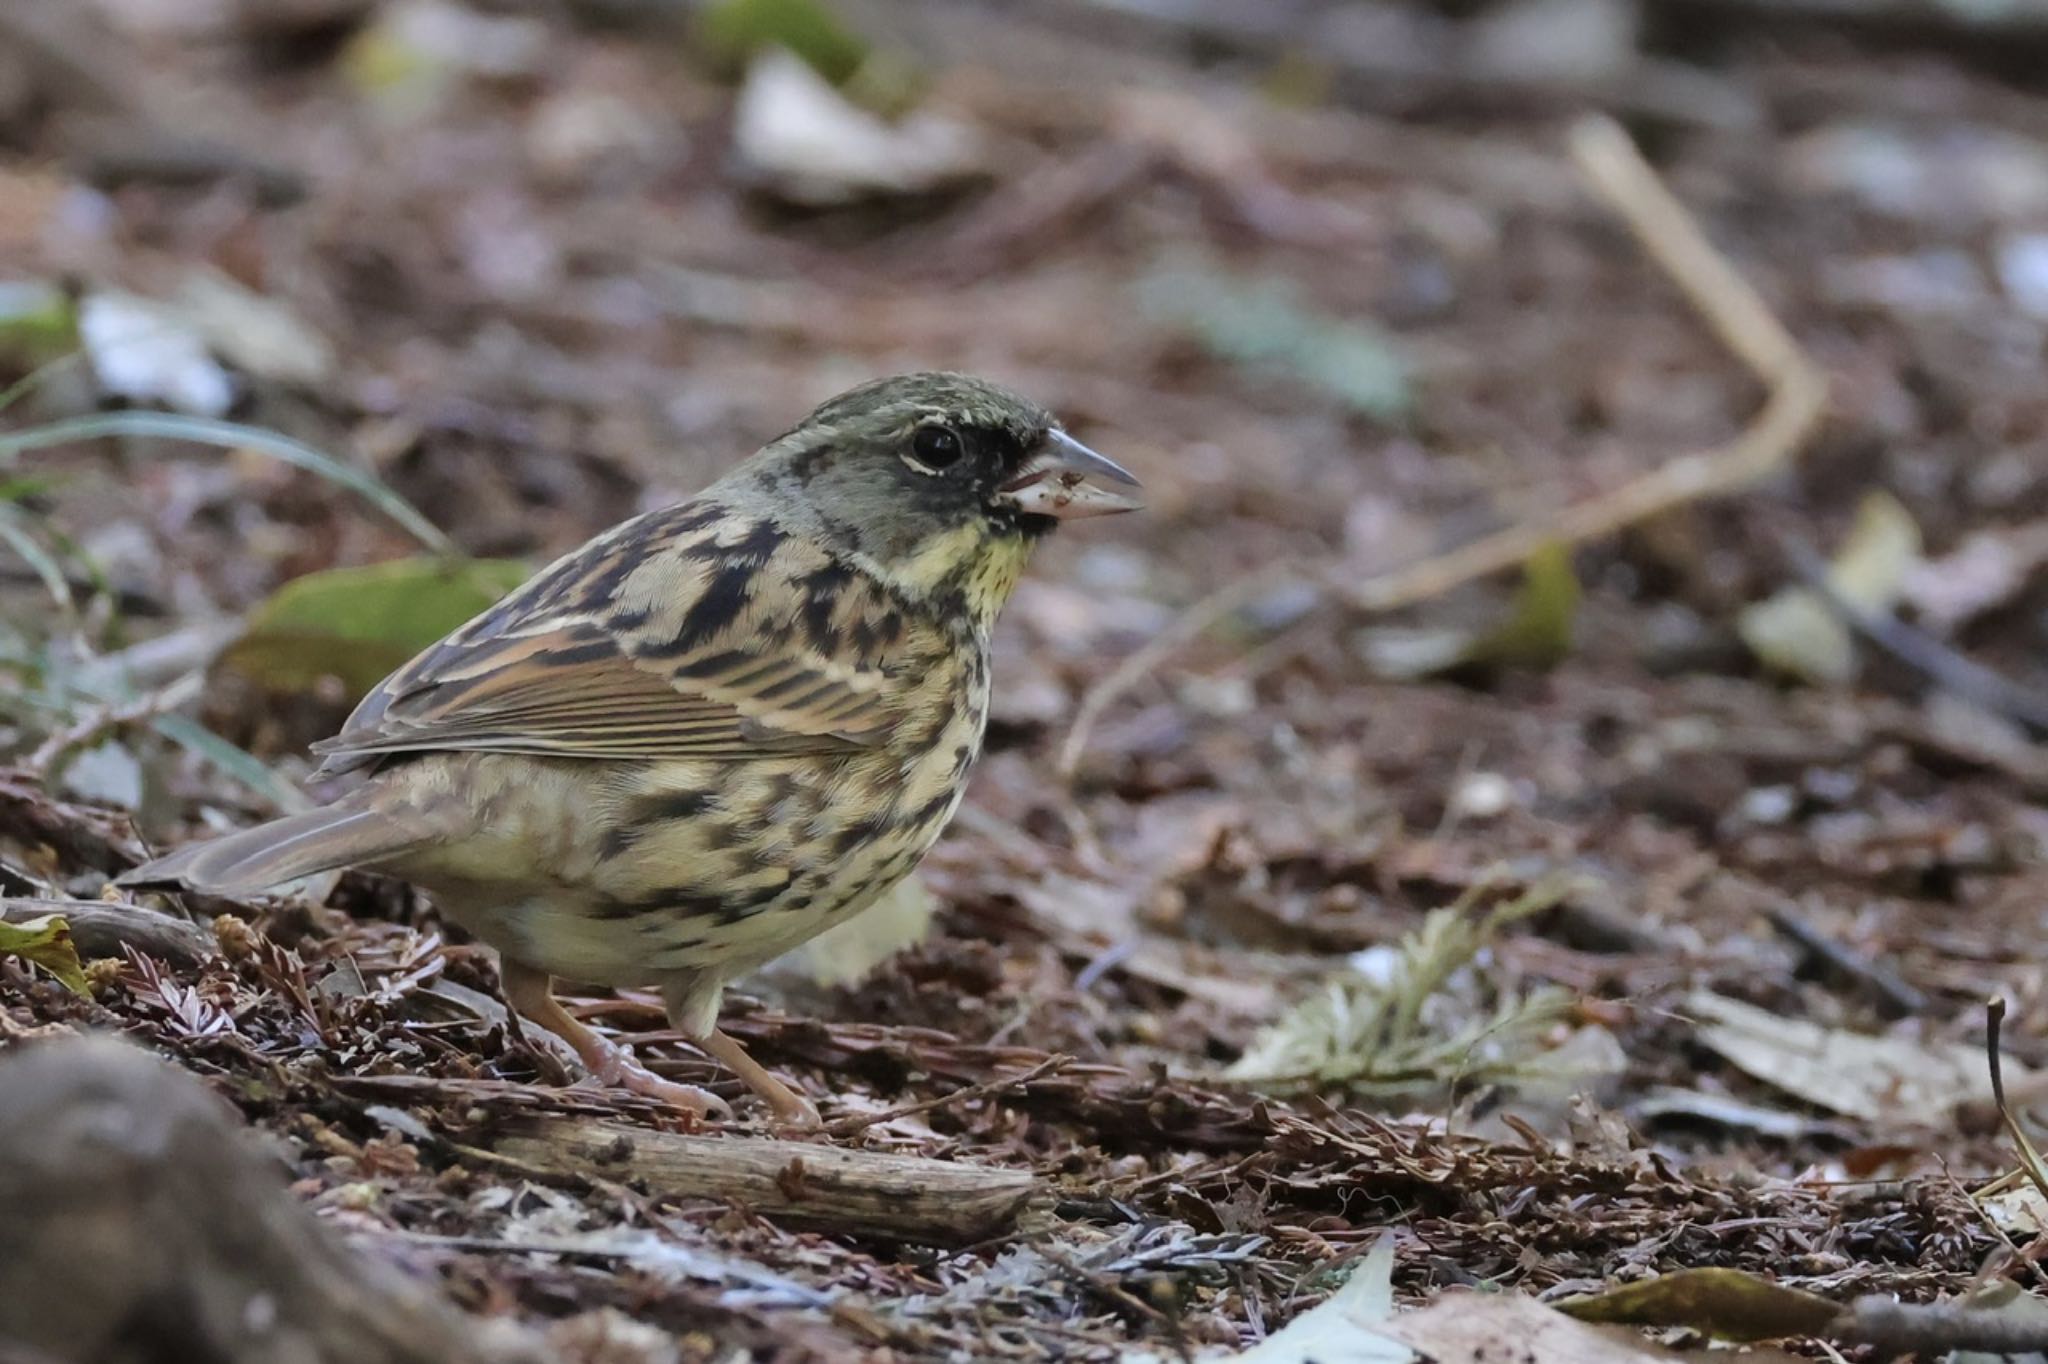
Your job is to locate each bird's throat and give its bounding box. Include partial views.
[886,523,1036,629]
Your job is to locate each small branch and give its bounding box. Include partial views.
[1056,565,1292,777]
[1,896,216,965]
[1057,115,1828,778]
[1344,115,1827,612]
[25,671,204,780]
[1764,902,1926,1018]
[1832,1293,2048,1356]
[1785,536,2048,735]
[825,1053,1072,1137]
[487,1115,1046,1245]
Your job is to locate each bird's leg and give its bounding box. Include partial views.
[499,960,731,1120]
[663,975,820,1129]
[697,1029,821,1129]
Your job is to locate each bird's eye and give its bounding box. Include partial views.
[908,425,964,472]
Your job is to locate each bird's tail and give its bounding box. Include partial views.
[118,788,435,897]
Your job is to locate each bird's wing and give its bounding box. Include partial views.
[311,499,913,773]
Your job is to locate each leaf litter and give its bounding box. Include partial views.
[7,1,2048,1360]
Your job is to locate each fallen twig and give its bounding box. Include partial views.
[1830,1293,2048,1356]
[825,1052,1073,1137]
[1786,535,2048,734]
[1764,902,1926,1018]
[1059,114,1828,778]
[1343,114,1828,612]
[25,671,204,781]
[0,895,215,965]
[1056,564,1295,777]
[488,1115,1046,1245]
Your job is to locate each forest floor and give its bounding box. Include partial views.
[9,2,2048,1360]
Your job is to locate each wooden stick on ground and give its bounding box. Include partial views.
[1057,114,1829,778]
[2,895,216,965]
[1345,114,1828,612]
[489,1115,1046,1246]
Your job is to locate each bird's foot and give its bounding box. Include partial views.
[765,1086,822,1133]
[583,1035,733,1121]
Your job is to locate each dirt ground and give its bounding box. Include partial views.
[10,1,2048,1360]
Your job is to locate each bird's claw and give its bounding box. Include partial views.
[584,1037,732,1120]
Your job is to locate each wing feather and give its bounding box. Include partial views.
[310,498,909,775]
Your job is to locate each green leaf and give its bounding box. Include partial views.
[1557,1268,1837,1343]
[220,556,529,698]
[1353,544,1579,679]
[1471,540,1580,668]
[0,914,91,996]
[697,0,870,85]
[0,282,78,370]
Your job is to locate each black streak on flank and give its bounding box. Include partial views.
[831,813,891,857]
[906,786,960,829]
[630,789,716,823]
[601,788,717,858]
[591,888,729,922]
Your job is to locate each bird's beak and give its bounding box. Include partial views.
[999,429,1144,520]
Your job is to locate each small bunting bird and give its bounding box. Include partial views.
[121,373,1142,1125]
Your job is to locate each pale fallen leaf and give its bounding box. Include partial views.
[732,48,983,206]
[1981,1182,2048,1237]
[79,292,234,416]
[1739,490,1922,683]
[1687,989,2018,1122]
[1383,1291,1805,1362]
[173,269,334,387]
[1902,520,2048,634]
[1122,1235,1405,1363]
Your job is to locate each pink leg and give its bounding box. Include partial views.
[501,961,731,1120]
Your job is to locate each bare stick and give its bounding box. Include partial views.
[825,1053,1072,1137]
[1058,115,1827,776]
[489,1115,1045,1245]
[1343,114,1826,611]
[25,671,202,780]
[1,895,215,965]
[1056,565,1294,777]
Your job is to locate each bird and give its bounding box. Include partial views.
[120,372,1142,1126]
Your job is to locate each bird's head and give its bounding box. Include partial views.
[742,372,1143,623]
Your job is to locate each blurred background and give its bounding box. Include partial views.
[12,0,2048,1356]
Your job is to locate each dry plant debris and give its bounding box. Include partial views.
[8,1,2048,1359]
